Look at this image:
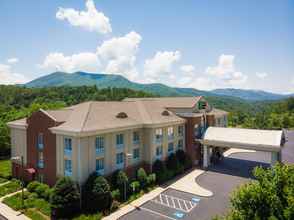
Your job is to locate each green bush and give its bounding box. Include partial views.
[147,173,156,186]
[35,184,49,199]
[137,168,148,189]
[27,181,41,193]
[152,160,167,184]
[50,177,80,218]
[91,176,112,212]
[111,189,120,201]
[72,213,102,220]
[110,200,120,212]
[116,171,128,201]
[166,153,182,174]
[130,181,140,193]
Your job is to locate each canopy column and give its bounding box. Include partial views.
[271,151,279,166]
[203,145,210,168]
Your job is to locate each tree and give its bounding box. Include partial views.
[50,177,80,218]
[152,160,167,183]
[221,164,294,220]
[91,176,112,212]
[137,168,148,189]
[116,171,128,201]
[166,153,183,174]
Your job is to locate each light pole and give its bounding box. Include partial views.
[123,152,132,201]
[11,156,24,209]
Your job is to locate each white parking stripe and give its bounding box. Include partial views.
[140,206,177,220]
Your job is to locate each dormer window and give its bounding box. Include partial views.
[116,112,128,118]
[161,110,170,116]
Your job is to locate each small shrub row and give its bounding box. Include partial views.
[153,150,192,184]
[27,181,52,201]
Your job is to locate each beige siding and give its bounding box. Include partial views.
[10,128,27,165]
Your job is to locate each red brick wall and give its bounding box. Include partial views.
[25,111,59,186]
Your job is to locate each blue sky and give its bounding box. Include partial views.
[0,0,293,93]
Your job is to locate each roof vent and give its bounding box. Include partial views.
[161,110,170,116]
[116,112,128,119]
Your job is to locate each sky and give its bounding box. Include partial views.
[0,0,293,94]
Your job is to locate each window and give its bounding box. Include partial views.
[155,128,163,143]
[64,159,72,176]
[133,148,140,160]
[37,133,44,149]
[38,151,44,168]
[168,142,174,153]
[116,134,124,148]
[194,124,200,138]
[96,158,104,173]
[95,136,104,154]
[178,139,183,150]
[178,126,184,137]
[116,152,124,165]
[156,146,163,157]
[168,127,174,140]
[64,138,72,157]
[133,131,140,144]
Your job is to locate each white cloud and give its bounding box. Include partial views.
[41,52,100,73]
[7,58,19,64]
[0,64,28,85]
[256,72,268,79]
[97,31,142,80]
[206,54,248,86]
[143,51,181,83]
[56,0,112,34]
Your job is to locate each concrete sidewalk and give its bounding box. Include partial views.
[0,190,30,220]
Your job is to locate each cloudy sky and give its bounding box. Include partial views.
[0,0,293,93]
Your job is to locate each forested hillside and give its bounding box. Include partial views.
[0,85,293,157]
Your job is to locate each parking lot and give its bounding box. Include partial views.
[120,131,294,220]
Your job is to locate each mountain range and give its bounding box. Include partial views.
[25,71,293,101]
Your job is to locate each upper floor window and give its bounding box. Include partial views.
[64,138,72,157]
[95,136,104,155]
[116,152,124,165]
[96,158,104,174]
[37,151,44,168]
[168,127,174,140]
[133,131,140,144]
[64,159,72,176]
[37,133,44,150]
[116,134,124,148]
[178,126,184,137]
[133,148,140,160]
[155,128,163,143]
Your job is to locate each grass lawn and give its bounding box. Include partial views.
[0,179,21,197]
[3,192,51,220]
[0,177,8,184]
[72,213,102,220]
[0,159,11,179]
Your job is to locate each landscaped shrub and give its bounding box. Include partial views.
[50,177,80,218]
[0,179,21,197]
[116,171,128,201]
[166,153,183,174]
[72,213,102,220]
[35,183,50,199]
[183,153,192,170]
[147,173,156,186]
[152,160,168,183]
[176,150,186,165]
[92,176,112,212]
[109,170,120,189]
[110,200,120,212]
[27,181,41,193]
[111,189,120,201]
[130,181,140,193]
[82,172,98,210]
[137,168,148,189]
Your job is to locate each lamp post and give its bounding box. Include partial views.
[11,156,24,209]
[123,152,132,201]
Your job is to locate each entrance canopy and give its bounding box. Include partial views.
[202,127,285,152]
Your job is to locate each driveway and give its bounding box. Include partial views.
[120,151,271,220]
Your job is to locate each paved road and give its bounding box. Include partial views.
[120,151,271,220]
[282,130,294,164]
[0,214,7,220]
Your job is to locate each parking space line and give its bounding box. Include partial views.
[140,206,177,220]
[152,197,189,213]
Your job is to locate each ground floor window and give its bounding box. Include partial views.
[178,139,183,150]
[116,152,124,165]
[168,142,174,153]
[133,148,140,160]
[64,159,72,176]
[96,158,104,172]
[156,145,163,157]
